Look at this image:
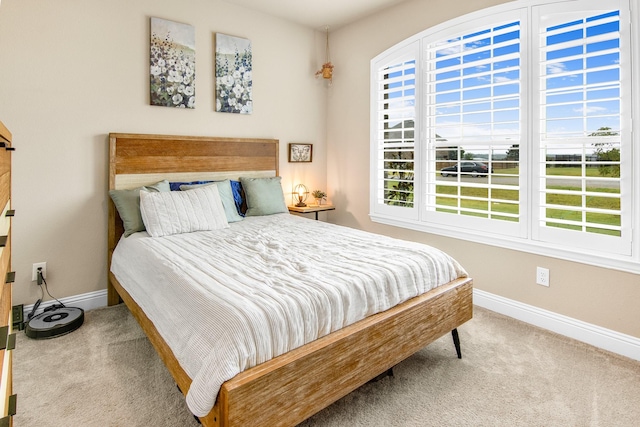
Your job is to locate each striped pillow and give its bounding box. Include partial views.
[140,184,229,237]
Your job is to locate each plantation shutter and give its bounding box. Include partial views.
[370,0,637,270]
[371,41,419,220]
[422,11,525,237]
[532,0,631,255]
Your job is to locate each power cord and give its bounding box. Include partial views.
[27,284,43,320]
[39,269,66,309]
[27,268,65,320]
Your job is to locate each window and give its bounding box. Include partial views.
[370,0,638,271]
[378,58,416,209]
[533,3,631,255]
[424,12,525,237]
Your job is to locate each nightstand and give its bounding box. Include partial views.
[288,204,335,220]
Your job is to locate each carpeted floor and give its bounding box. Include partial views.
[13,304,640,426]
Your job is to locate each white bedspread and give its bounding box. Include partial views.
[110,213,467,416]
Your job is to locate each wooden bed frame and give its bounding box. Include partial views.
[107,132,473,427]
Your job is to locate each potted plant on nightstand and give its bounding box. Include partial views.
[312,190,327,205]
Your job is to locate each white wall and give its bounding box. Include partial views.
[0,0,329,306]
[327,0,640,339]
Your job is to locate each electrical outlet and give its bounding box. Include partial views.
[12,304,24,327]
[32,262,47,281]
[536,266,549,287]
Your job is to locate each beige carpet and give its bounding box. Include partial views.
[13,304,640,426]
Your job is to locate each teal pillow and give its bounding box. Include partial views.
[179,180,243,223]
[239,176,288,216]
[109,180,170,237]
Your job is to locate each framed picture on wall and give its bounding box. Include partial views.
[150,17,196,109]
[288,143,313,162]
[215,33,253,114]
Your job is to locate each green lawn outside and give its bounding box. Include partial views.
[434,167,621,235]
[384,166,621,235]
[386,167,620,232]
[497,166,611,177]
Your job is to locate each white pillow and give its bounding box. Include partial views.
[179,180,243,223]
[140,184,229,237]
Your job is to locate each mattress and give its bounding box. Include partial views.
[110,213,467,416]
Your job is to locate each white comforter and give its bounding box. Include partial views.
[110,213,467,416]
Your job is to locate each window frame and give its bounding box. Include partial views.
[370,0,640,273]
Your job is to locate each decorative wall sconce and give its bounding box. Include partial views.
[315,26,334,84]
[293,184,309,207]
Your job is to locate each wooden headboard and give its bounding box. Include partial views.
[107,133,279,297]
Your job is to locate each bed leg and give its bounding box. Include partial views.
[107,281,122,306]
[177,384,202,424]
[451,328,462,359]
[367,367,394,383]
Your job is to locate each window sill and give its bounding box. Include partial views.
[370,213,640,275]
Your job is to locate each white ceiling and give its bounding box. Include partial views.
[222,0,409,30]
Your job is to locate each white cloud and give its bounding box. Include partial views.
[575,106,607,114]
[494,75,514,83]
[546,62,567,74]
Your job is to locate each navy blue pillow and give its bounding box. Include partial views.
[169,180,213,191]
[230,180,247,216]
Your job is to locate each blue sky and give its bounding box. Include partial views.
[428,9,621,156]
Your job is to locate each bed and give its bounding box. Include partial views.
[107,132,473,427]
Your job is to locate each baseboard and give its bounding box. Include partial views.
[20,287,639,362]
[474,289,640,362]
[22,289,108,319]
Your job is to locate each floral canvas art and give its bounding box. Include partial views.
[215,34,252,114]
[150,17,195,109]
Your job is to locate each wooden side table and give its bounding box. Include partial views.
[288,204,335,220]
